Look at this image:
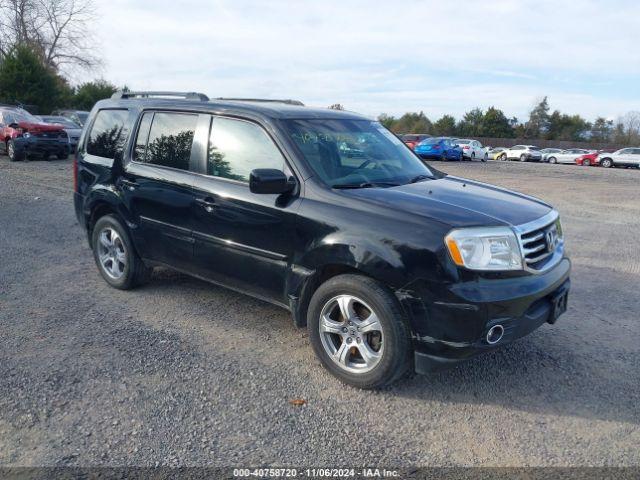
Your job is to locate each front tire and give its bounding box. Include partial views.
[307,274,412,389]
[91,215,152,290]
[520,154,527,162]
[549,156,558,164]
[600,158,613,168]
[499,153,507,161]
[7,140,24,162]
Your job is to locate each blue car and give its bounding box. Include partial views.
[414,137,463,161]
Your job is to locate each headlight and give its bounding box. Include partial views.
[445,227,522,271]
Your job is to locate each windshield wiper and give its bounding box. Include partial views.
[332,181,401,189]
[408,174,432,184]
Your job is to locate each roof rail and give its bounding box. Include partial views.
[111,91,210,101]
[215,98,304,106]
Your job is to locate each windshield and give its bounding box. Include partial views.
[283,119,433,187]
[12,110,40,123]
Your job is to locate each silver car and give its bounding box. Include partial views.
[545,148,592,165]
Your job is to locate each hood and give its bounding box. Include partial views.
[17,121,65,133]
[345,176,552,228]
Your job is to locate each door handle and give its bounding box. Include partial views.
[120,179,138,191]
[195,197,217,213]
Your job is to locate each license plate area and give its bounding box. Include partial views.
[549,288,569,324]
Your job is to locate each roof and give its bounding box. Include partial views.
[98,92,371,121]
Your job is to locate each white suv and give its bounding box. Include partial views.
[598,148,640,168]
[499,145,543,162]
[454,139,487,161]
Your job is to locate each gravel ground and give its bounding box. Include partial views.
[0,156,638,467]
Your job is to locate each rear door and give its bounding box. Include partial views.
[120,110,203,270]
[189,115,301,305]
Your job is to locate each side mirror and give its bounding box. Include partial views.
[249,169,295,195]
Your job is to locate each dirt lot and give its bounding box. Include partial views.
[0,157,638,467]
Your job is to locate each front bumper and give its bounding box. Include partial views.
[405,258,571,374]
[13,136,69,157]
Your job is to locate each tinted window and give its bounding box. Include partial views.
[137,112,197,170]
[133,112,154,162]
[87,109,129,159]
[207,117,285,182]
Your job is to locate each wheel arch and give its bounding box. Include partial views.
[287,240,409,328]
[83,189,136,248]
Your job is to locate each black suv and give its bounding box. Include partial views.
[74,91,571,389]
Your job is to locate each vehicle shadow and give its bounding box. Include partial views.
[391,330,639,426]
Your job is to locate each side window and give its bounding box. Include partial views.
[133,112,154,162]
[207,117,285,182]
[632,149,640,155]
[140,112,197,170]
[86,109,129,159]
[618,149,631,155]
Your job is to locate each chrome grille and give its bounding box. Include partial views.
[515,211,562,272]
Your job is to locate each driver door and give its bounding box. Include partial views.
[189,115,301,305]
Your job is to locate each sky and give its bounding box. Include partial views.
[83,0,640,122]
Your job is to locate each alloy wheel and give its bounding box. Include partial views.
[97,227,127,279]
[318,295,384,374]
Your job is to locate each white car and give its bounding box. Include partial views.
[540,148,564,162]
[545,148,592,164]
[498,145,543,162]
[598,148,640,168]
[453,139,487,161]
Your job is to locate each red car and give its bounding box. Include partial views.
[575,149,616,166]
[575,152,599,166]
[0,106,69,161]
[401,134,431,151]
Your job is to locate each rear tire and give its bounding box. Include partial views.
[499,153,507,161]
[520,154,527,162]
[91,214,152,290]
[307,274,412,389]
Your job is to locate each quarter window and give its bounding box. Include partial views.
[135,112,197,171]
[87,109,129,159]
[207,117,285,182]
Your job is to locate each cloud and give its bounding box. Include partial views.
[85,0,640,120]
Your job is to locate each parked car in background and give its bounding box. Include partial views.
[401,134,431,150]
[499,145,543,162]
[545,148,592,164]
[0,106,69,161]
[74,91,570,388]
[488,147,506,160]
[540,148,564,162]
[598,148,640,168]
[39,115,82,152]
[51,109,90,127]
[575,151,601,166]
[414,137,463,161]
[454,139,487,161]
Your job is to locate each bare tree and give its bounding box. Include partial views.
[0,0,99,75]
[614,111,640,145]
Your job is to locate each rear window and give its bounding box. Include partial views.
[86,109,129,159]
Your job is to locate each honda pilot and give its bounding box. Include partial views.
[73,91,571,389]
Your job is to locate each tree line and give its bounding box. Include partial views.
[378,97,640,145]
[0,0,117,113]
